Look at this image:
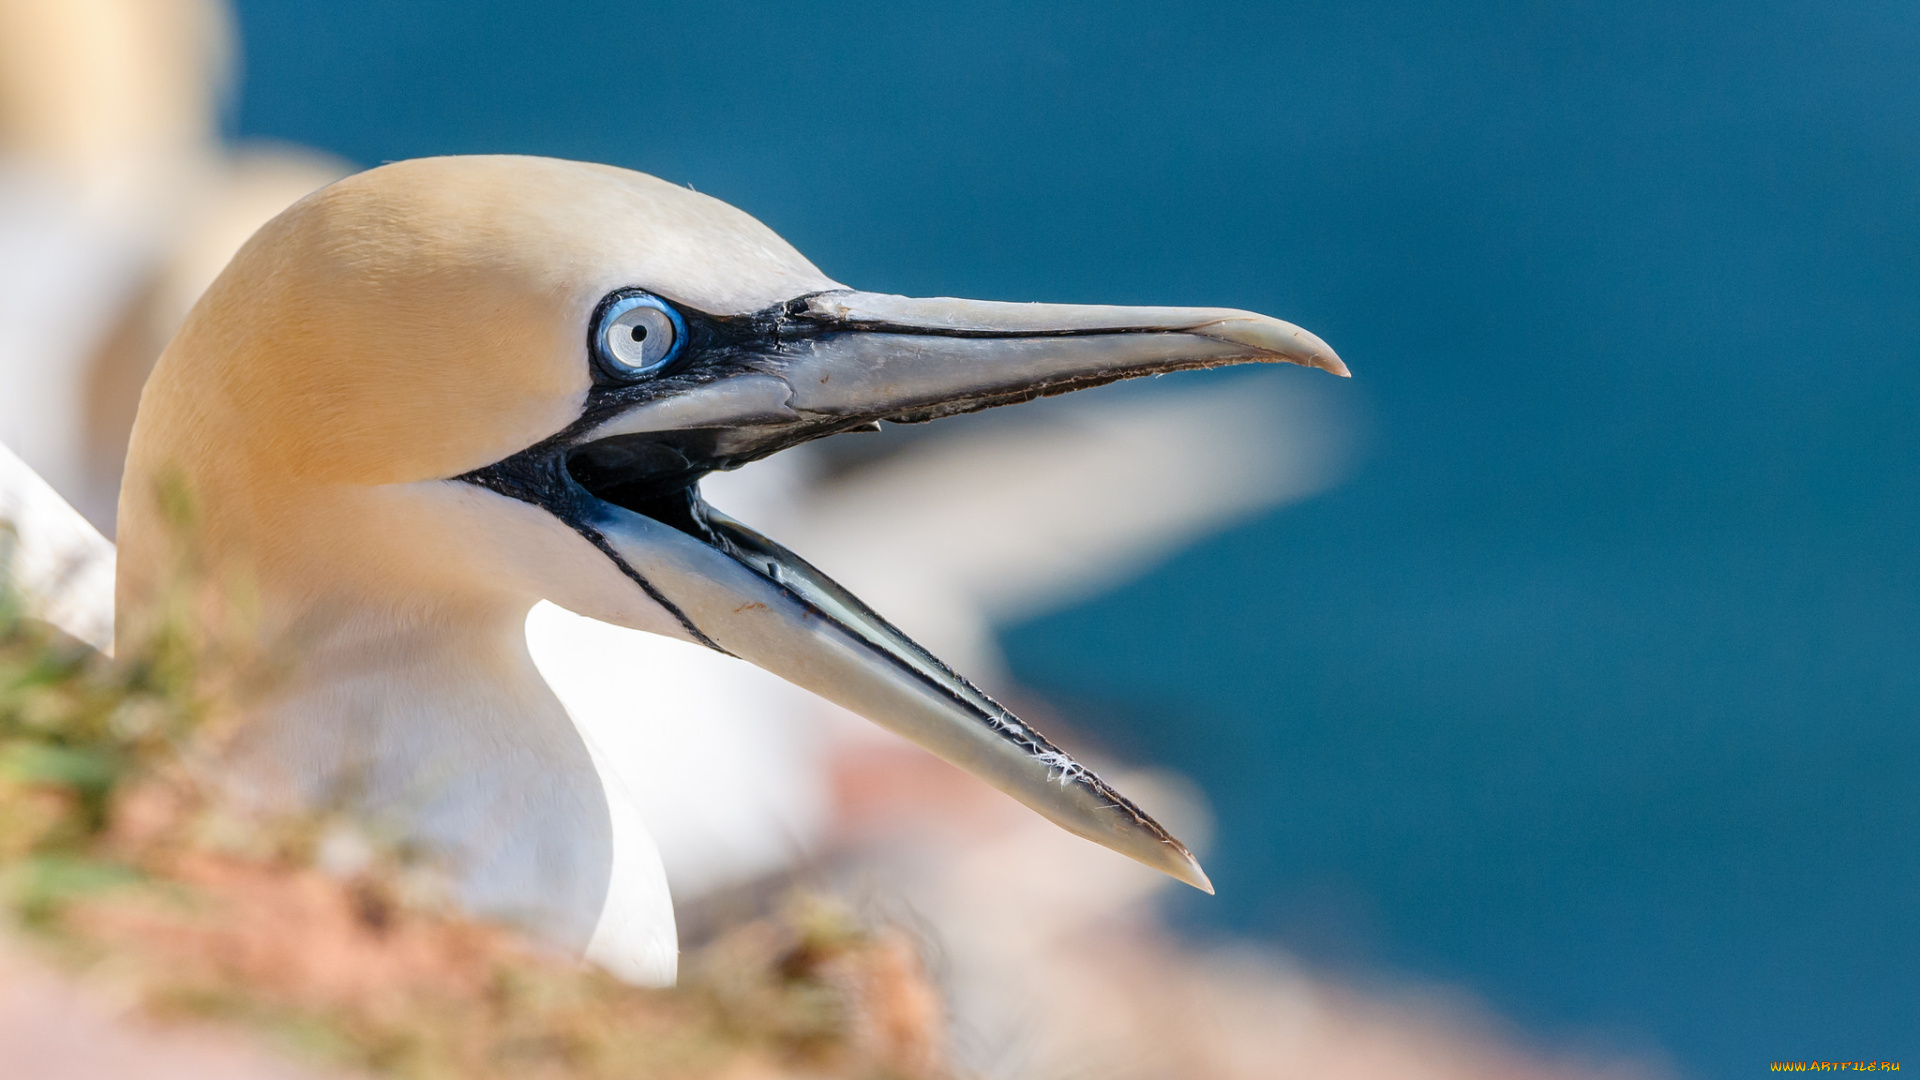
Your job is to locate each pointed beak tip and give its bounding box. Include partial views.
[1283,326,1349,379]
[1319,352,1352,378]
[1181,859,1217,895]
[1202,314,1348,378]
[1161,846,1215,894]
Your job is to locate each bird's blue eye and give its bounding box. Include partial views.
[594,292,686,379]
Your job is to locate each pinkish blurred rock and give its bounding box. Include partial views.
[0,942,338,1080]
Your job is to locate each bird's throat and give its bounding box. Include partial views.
[238,605,618,951]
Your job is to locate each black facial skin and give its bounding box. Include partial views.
[453,290,800,646]
[462,291,821,531]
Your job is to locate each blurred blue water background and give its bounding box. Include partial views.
[229,2,1919,1074]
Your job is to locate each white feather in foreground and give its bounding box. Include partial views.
[0,439,114,651]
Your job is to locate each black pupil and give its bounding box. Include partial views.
[629,324,648,342]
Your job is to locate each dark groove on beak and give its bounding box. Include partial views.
[573,523,729,655]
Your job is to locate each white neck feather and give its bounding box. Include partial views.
[245,603,616,948]
[239,600,679,983]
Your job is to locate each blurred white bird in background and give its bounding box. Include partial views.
[0,0,346,527]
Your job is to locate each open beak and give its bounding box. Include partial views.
[466,290,1346,892]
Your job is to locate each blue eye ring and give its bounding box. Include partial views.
[591,290,688,381]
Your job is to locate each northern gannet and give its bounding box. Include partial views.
[112,154,1346,984]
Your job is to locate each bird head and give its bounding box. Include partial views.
[120,155,1345,893]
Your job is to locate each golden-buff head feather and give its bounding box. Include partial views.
[119,155,836,632]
